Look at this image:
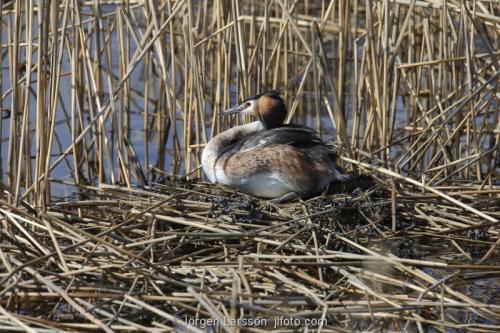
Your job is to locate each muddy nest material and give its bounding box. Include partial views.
[0,178,499,332]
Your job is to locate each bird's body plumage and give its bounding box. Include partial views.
[202,92,348,202]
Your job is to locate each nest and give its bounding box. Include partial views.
[0,177,498,332]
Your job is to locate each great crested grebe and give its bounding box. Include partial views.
[202,91,349,203]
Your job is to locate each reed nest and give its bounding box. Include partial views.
[1,0,500,331]
[0,177,499,332]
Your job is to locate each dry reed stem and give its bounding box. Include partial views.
[0,178,498,331]
[1,0,499,331]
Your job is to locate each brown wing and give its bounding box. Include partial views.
[218,144,324,191]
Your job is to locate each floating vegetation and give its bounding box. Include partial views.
[0,178,499,331]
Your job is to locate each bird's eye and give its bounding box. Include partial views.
[245,102,251,107]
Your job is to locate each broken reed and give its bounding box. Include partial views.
[0,179,498,332]
[1,0,499,206]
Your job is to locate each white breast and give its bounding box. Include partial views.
[201,146,216,183]
[202,121,264,184]
[233,173,291,198]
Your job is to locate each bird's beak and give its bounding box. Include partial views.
[220,104,246,117]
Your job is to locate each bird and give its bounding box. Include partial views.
[201,91,349,203]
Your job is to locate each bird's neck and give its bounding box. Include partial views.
[212,121,263,151]
[202,121,264,182]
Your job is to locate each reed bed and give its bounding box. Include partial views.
[0,179,499,331]
[1,0,499,331]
